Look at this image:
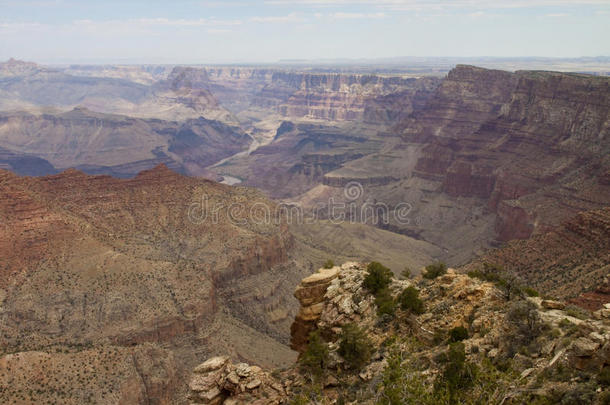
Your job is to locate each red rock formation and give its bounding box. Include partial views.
[461,207,610,305]
[0,165,296,403]
[188,67,440,123]
[398,65,610,243]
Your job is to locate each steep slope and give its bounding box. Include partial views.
[0,108,250,177]
[0,146,57,176]
[0,60,233,122]
[292,66,609,264]
[461,208,610,307]
[0,165,297,403]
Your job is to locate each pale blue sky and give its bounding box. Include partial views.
[1,0,608,63]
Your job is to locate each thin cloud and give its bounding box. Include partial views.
[468,11,486,18]
[207,28,233,34]
[249,13,303,23]
[264,0,610,9]
[329,12,385,19]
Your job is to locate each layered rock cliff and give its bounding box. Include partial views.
[182,67,440,124]
[399,65,610,242]
[0,108,250,177]
[0,165,299,404]
[274,73,439,123]
[461,208,610,306]
[280,66,610,264]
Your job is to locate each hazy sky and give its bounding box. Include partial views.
[1,0,609,63]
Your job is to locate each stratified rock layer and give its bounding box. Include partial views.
[0,165,296,404]
[290,266,340,352]
[188,357,287,404]
[462,207,610,305]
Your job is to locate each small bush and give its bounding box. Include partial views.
[564,305,589,320]
[468,263,524,300]
[401,267,412,279]
[435,342,477,401]
[363,262,393,294]
[598,367,610,386]
[423,262,447,279]
[378,347,442,405]
[323,259,335,269]
[523,287,539,297]
[448,326,469,343]
[398,286,425,314]
[299,331,329,377]
[433,329,447,345]
[374,288,396,317]
[338,323,372,371]
[504,300,546,354]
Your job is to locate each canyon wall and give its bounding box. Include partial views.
[0,165,300,404]
[227,65,609,265]
[0,60,233,122]
[400,65,610,242]
[0,108,250,177]
[192,67,441,124]
[461,207,610,305]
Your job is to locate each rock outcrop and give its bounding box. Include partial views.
[189,261,610,404]
[290,266,340,352]
[188,357,287,404]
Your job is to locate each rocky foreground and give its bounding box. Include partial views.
[189,262,610,404]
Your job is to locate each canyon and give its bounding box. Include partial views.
[0,108,250,177]
[0,57,608,404]
[213,65,609,265]
[0,165,439,403]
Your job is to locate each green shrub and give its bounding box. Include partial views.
[338,323,372,371]
[599,367,610,386]
[435,342,477,402]
[564,305,589,320]
[363,262,393,294]
[374,288,396,317]
[397,286,425,314]
[433,329,447,345]
[448,326,469,343]
[504,300,546,354]
[378,348,443,405]
[468,263,524,300]
[523,287,540,297]
[299,331,329,377]
[401,267,412,279]
[422,262,447,279]
[323,259,335,269]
